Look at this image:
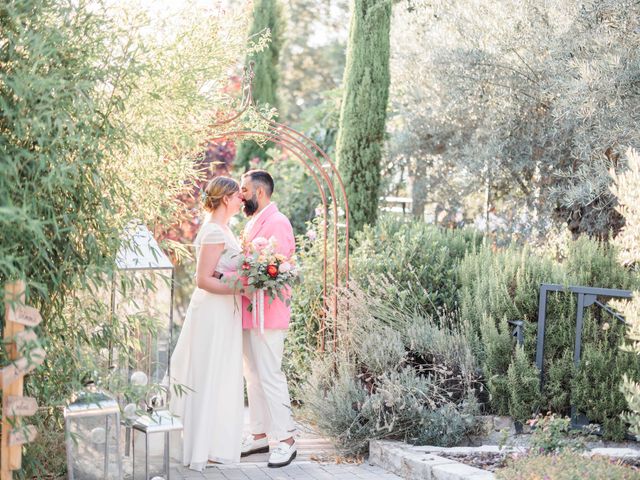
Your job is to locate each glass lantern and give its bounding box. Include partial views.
[112,222,175,386]
[64,383,123,480]
[132,409,183,480]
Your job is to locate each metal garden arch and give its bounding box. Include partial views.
[208,65,350,352]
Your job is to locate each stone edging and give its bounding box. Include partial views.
[370,439,640,479]
[369,440,495,480]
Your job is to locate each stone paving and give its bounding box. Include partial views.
[168,410,402,480]
[172,461,403,480]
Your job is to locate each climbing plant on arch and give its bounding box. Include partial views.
[208,65,350,352]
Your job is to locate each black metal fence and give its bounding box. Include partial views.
[534,283,633,428]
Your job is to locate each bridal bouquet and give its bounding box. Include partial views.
[236,236,299,332]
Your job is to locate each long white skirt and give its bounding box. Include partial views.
[168,288,243,471]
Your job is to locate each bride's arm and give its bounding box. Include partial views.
[196,243,240,295]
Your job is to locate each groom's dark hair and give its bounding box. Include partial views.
[243,170,274,197]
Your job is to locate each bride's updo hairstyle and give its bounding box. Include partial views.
[203,176,239,212]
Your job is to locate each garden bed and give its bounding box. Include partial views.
[439,451,640,473]
[438,452,511,472]
[370,440,640,480]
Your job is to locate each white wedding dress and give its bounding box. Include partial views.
[168,222,243,470]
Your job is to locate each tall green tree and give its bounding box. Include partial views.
[236,0,285,170]
[336,0,392,233]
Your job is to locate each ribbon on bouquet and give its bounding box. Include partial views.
[251,288,265,334]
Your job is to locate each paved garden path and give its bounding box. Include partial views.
[170,410,401,480]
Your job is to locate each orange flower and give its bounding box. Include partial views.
[266,264,278,278]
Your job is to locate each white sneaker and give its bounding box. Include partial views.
[267,441,297,468]
[241,435,269,457]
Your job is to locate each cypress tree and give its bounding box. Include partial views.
[336,0,391,233]
[236,0,284,170]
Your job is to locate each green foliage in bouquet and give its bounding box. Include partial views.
[235,236,299,308]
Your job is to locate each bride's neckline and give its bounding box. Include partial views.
[207,221,229,229]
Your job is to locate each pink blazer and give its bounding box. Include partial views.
[242,204,295,330]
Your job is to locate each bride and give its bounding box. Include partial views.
[168,176,245,470]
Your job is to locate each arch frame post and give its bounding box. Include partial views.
[208,65,350,351]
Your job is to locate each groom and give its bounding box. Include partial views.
[239,170,297,468]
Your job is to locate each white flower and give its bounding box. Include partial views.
[306,229,317,241]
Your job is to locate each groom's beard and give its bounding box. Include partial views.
[243,195,259,217]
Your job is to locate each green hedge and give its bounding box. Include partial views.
[301,281,481,455]
[290,216,640,441]
[352,215,482,318]
[460,238,640,439]
[285,215,480,400]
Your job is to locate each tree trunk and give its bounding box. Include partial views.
[411,156,428,220]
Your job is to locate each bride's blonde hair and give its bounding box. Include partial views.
[203,176,239,212]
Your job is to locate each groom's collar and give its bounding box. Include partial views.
[246,202,277,239]
[251,201,274,224]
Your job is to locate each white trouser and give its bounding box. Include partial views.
[243,329,295,441]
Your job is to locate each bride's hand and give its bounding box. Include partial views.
[217,270,250,294]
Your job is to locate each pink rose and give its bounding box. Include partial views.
[252,237,269,251]
[306,229,317,242]
[279,262,292,273]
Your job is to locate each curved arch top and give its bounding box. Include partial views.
[209,64,350,352]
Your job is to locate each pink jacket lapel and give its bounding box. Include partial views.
[247,203,278,241]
